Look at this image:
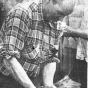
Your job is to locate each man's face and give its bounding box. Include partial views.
[43,1,66,22]
[43,10,65,22]
[43,0,76,22]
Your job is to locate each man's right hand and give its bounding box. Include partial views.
[57,21,67,32]
[57,21,68,38]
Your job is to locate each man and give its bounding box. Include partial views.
[0,0,76,88]
[60,4,88,88]
[58,5,84,82]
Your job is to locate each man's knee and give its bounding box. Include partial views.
[43,62,56,87]
[43,62,56,72]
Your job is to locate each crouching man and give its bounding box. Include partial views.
[0,0,76,88]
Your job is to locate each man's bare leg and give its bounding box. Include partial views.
[3,57,36,88]
[43,62,56,88]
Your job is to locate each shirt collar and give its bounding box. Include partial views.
[28,0,44,21]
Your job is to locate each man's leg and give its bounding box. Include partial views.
[42,62,56,88]
[3,57,36,88]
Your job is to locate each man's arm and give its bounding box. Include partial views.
[3,57,36,88]
[63,26,88,40]
[1,8,36,88]
[62,4,88,39]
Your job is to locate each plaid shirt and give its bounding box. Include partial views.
[0,2,60,76]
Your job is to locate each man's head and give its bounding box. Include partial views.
[42,0,77,22]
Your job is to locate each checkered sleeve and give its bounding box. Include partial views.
[1,9,30,59]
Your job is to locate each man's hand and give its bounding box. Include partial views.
[3,57,36,88]
[57,21,68,38]
[57,21,67,32]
